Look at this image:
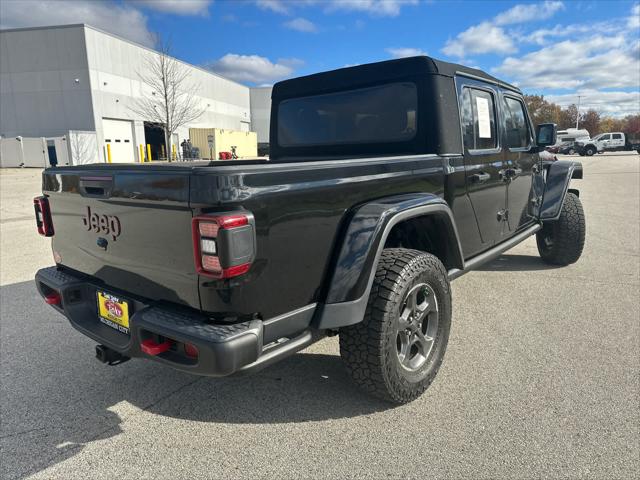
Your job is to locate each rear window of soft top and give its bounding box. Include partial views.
[277,82,418,148]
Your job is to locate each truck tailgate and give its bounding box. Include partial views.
[43,168,198,308]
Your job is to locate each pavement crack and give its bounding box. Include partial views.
[139,376,205,413]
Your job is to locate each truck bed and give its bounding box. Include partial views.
[43,154,448,320]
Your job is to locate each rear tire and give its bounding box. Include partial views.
[339,249,451,404]
[537,193,585,265]
[568,148,575,155]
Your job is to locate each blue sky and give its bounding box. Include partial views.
[2,0,639,116]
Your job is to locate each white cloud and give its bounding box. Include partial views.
[518,22,615,46]
[494,1,564,26]
[441,1,566,58]
[256,0,290,15]
[386,47,427,58]
[0,0,155,47]
[129,0,212,16]
[494,35,639,90]
[488,2,640,118]
[326,0,418,17]
[284,17,318,33]
[545,90,640,117]
[442,22,515,58]
[205,54,301,84]
[256,0,417,17]
[628,3,640,29]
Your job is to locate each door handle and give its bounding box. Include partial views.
[470,172,491,184]
[79,176,113,198]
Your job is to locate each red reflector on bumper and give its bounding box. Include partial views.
[185,343,199,358]
[44,292,61,305]
[141,339,173,356]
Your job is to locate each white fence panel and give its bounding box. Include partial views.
[0,138,24,167]
[21,138,48,168]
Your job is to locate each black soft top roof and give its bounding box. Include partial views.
[272,55,519,99]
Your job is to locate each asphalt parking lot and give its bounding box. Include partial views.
[1,153,638,479]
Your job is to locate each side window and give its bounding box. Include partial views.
[503,96,531,149]
[612,133,622,140]
[600,134,610,141]
[460,88,474,150]
[460,87,497,151]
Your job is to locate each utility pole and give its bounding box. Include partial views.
[575,95,584,129]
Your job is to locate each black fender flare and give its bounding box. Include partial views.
[539,160,583,221]
[314,193,463,329]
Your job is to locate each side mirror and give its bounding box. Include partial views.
[536,123,557,147]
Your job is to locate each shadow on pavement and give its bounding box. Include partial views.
[476,254,563,272]
[0,280,389,480]
[148,352,390,424]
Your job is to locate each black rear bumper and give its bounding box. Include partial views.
[35,266,316,376]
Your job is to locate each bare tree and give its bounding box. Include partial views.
[130,38,205,161]
[69,131,94,165]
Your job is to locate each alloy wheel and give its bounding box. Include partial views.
[396,282,439,371]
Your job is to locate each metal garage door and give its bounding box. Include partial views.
[102,118,135,163]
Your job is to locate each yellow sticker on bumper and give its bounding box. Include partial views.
[97,291,130,334]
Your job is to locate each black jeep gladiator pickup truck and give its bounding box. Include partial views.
[35,56,585,404]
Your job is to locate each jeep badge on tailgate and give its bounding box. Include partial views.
[82,206,121,241]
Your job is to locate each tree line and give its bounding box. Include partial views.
[524,95,640,139]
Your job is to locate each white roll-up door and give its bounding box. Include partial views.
[102,118,135,163]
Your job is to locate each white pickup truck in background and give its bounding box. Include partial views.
[576,132,640,156]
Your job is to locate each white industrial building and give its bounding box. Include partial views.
[250,87,273,151]
[0,24,272,167]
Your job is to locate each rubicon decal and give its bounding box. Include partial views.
[82,206,121,241]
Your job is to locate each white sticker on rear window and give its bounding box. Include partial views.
[476,97,491,138]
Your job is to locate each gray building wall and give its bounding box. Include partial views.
[250,87,272,144]
[0,25,95,137]
[1,24,256,162]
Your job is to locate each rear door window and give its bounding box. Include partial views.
[277,82,417,147]
[503,96,531,149]
[460,87,498,151]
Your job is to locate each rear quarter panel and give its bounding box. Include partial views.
[190,155,446,319]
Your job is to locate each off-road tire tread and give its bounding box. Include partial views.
[339,248,451,404]
[537,192,585,265]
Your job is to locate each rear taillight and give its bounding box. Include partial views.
[33,196,54,237]
[192,212,255,279]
